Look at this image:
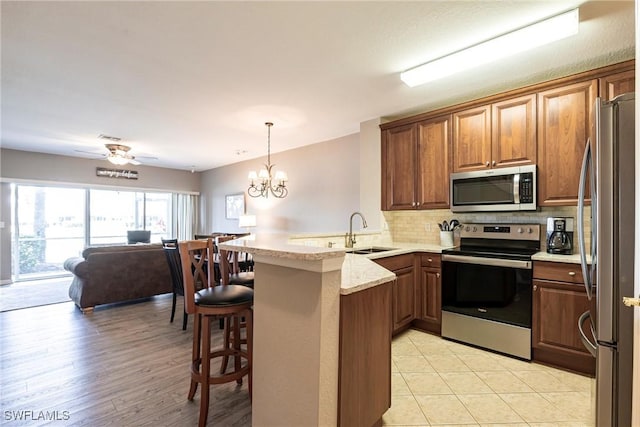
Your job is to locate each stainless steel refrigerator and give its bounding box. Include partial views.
[577,93,635,427]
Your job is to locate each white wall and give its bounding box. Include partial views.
[199,133,362,235]
[0,149,200,192]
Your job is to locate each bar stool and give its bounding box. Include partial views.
[216,235,254,288]
[178,238,253,427]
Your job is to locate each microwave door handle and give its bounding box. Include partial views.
[577,138,593,300]
[513,173,520,203]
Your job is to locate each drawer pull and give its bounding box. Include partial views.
[568,271,576,276]
[427,258,433,262]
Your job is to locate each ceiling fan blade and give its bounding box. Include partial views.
[74,149,106,156]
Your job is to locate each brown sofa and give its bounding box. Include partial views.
[64,244,172,312]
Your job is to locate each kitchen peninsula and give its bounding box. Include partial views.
[218,235,396,427]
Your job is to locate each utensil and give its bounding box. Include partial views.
[437,223,443,231]
[442,220,449,231]
[449,219,459,230]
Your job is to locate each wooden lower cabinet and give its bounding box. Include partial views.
[373,254,416,334]
[532,262,595,376]
[415,253,442,334]
[339,281,392,427]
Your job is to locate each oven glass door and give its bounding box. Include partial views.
[452,174,515,206]
[442,260,532,328]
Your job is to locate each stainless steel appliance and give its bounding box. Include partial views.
[546,217,574,255]
[441,223,540,360]
[450,165,536,212]
[577,93,635,427]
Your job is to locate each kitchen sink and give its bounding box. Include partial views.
[347,246,397,255]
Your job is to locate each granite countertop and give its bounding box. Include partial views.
[531,252,591,264]
[219,235,591,297]
[341,254,396,295]
[217,235,397,295]
[346,242,453,259]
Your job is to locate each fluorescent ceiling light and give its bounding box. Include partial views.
[400,8,579,87]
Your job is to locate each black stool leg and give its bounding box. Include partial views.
[170,291,177,323]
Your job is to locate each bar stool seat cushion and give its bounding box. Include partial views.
[229,272,255,287]
[195,285,254,307]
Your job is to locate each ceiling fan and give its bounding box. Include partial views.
[75,135,157,166]
[104,143,140,165]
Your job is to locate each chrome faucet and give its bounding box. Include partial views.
[345,211,368,248]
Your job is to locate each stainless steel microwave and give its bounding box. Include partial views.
[450,165,537,212]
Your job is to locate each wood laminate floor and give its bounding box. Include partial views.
[0,296,592,426]
[0,277,72,312]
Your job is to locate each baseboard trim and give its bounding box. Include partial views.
[0,279,13,285]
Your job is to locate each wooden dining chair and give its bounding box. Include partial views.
[161,238,188,330]
[178,238,253,427]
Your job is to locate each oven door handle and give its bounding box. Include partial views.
[442,254,532,269]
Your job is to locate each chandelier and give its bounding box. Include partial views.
[247,122,288,198]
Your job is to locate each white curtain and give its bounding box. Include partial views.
[173,193,198,241]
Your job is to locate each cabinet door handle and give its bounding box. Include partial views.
[436,273,440,278]
[485,161,490,167]
[568,271,576,276]
[492,160,496,167]
[533,285,537,291]
[416,202,420,207]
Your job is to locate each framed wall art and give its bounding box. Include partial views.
[225,193,246,219]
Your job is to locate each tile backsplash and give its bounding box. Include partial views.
[288,206,591,255]
[382,206,590,254]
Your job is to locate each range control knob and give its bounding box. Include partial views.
[472,226,478,232]
[517,227,524,233]
[527,227,533,234]
[465,226,471,232]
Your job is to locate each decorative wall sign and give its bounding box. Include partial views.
[225,193,245,219]
[96,167,139,179]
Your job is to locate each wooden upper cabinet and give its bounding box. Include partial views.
[453,96,535,173]
[381,124,416,210]
[452,105,491,172]
[537,79,597,206]
[600,70,635,101]
[381,115,451,210]
[416,115,450,209]
[491,94,537,168]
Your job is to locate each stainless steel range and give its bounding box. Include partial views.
[441,223,540,360]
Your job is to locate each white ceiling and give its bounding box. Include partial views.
[1,1,635,172]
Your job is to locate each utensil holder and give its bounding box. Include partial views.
[440,231,454,247]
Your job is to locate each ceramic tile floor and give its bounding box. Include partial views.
[384,329,595,427]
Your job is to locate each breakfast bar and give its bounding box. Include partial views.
[218,235,396,427]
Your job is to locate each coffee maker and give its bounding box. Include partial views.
[546,217,574,255]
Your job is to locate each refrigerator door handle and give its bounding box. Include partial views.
[577,138,593,299]
[578,310,597,357]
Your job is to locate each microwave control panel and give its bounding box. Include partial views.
[519,173,534,203]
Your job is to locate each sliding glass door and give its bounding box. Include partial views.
[13,185,86,280]
[12,184,179,281]
[88,190,172,245]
